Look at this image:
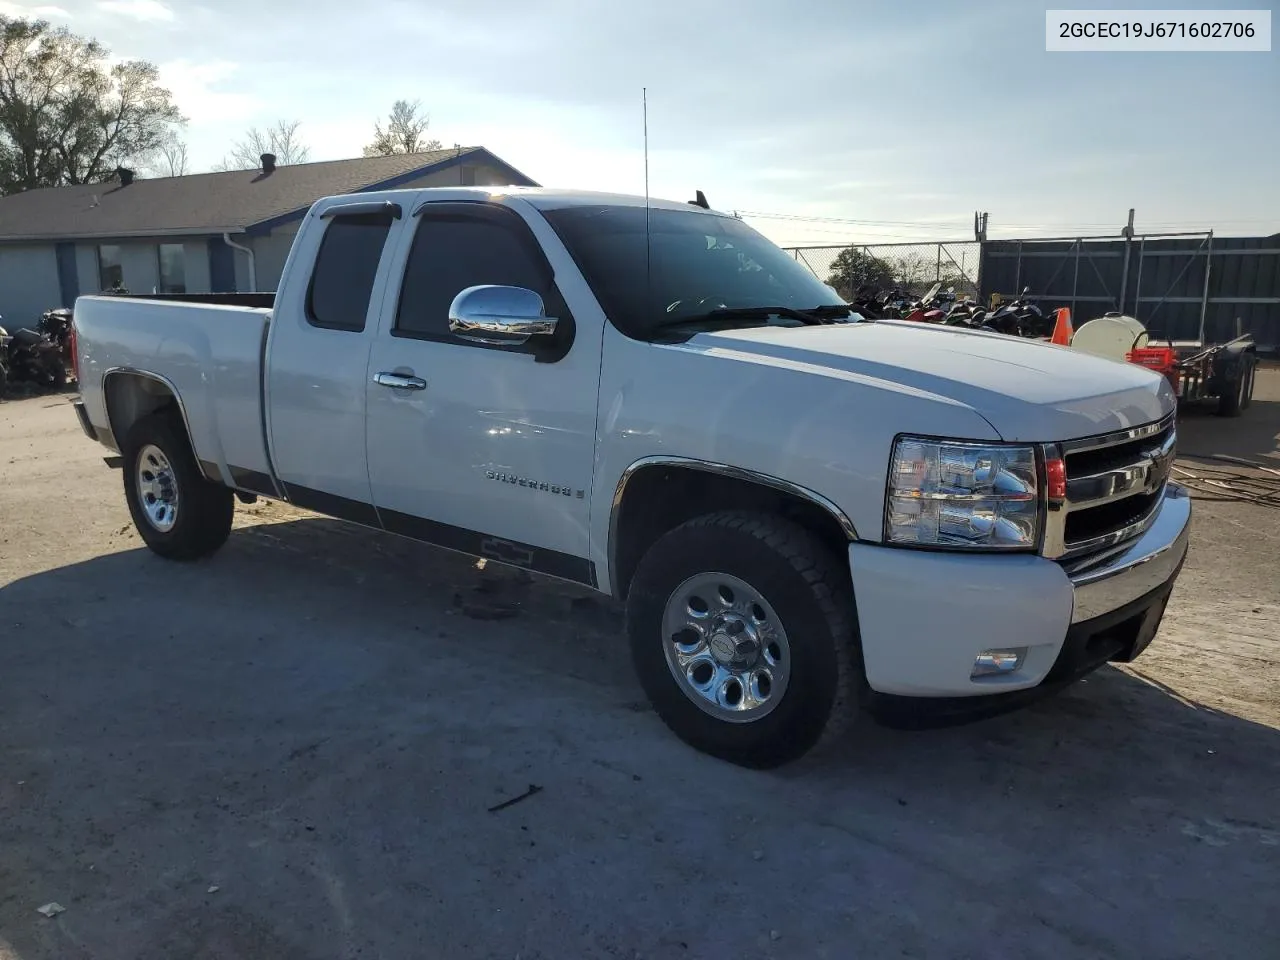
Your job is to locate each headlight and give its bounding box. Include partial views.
[885,437,1041,549]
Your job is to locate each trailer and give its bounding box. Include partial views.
[1125,335,1257,417]
[1069,313,1258,417]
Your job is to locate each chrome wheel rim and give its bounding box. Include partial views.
[136,444,179,532]
[660,572,790,723]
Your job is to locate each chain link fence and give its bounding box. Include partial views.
[784,242,983,301]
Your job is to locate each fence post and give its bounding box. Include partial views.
[1132,237,1146,319]
[1119,237,1132,313]
[935,245,942,282]
[1197,231,1214,345]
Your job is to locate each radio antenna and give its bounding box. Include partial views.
[643,87,651,314]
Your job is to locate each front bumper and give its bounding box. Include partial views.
[847,484,1191,709]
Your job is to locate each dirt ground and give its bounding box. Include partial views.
[1,370,1278,960]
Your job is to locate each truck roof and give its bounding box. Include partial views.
[359,185,732,217]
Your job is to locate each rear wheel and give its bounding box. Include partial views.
[626,511,861,768]
[122,412,233,560]
[1216,357,1254,417]
[1241,359,1256,411]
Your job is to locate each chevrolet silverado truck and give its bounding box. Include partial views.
[69,186,1191,768]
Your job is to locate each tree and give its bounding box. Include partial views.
[888,252,936,293]
[143,132,188,177]
[824,246,895,298]
[0,16,184,194]
[216,119,310,171]
[362,99,441,157]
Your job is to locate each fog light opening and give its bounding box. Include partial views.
[972,647,1028,678]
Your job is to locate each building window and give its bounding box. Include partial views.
[98,244,124,291]
[158,243,186,293]
[459,166,477,186]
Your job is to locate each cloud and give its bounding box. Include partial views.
[0,1,71,16]
[158,59,259,123]
[97,0,174,21]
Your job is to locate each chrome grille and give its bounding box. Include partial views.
[1042,413,1176,566]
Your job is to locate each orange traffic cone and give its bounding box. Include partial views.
[1051,307,1073,345]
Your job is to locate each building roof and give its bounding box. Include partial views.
[0,147,538,243]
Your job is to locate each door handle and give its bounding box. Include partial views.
[373,372,427,390]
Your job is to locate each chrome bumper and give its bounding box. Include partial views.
[1068,484,1191,623]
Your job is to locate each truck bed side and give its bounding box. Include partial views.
[74,295,275,490]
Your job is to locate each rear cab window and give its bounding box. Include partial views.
[306,211,395,332]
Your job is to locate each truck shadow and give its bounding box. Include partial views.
[4,513,1278,826]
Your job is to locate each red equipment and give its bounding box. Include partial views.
[1126,346,1178,387]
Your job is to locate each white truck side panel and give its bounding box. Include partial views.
[587,324,1001,594]
[73,296,273,484]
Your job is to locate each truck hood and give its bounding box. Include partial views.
[687,319,1175,442]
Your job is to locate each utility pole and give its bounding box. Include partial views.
[972,211,989,242]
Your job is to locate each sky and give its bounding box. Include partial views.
[1,0,1277,246]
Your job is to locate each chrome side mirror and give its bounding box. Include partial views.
[448,285,558,346]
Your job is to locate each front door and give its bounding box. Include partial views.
[364,200,601,584]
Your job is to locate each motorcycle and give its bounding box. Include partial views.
[39,307,74,373]
[0,316,67,392]
[849,285,886,320]
[943,298,987,327]
[986,287,1056,339]
[900,283,949,324]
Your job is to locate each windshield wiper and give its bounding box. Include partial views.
[651,304,862,339]
[806,304,863,321]
[672,304,857,328]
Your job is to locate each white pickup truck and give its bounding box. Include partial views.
[70,186,1190,767]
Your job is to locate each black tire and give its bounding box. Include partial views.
[1241,358,1256,411]
[626,511,861,768]
[122,412,234,560]
[1216,359,1252,417]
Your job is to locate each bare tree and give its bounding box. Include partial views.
[0,15,185,193]
[216,119,310,171]
[888,252,936,294]
[363,99,441,157]
[143,133,188,177]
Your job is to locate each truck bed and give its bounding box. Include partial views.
[74,295,275,489]
[105,292,276,309]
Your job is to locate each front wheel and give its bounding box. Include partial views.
[626,511,861,768]
[122,412,234,560]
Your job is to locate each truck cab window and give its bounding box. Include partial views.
[306,212,394,332]
[395,209,571,351]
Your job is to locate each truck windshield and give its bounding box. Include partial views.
[540,204,851,340]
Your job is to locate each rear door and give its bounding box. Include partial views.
[363,199,600,584]
[265,202,399,521]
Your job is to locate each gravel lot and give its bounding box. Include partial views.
[2,371,1278,960]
